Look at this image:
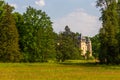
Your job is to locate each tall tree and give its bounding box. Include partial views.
[97,0,120,64]
[18,6,55,62]
[56,26,80,62]
[0,3,22,62]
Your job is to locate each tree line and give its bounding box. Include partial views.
[0,1,82,62]
[1,0,120,64]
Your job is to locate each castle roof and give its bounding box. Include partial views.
[78,35,91,43]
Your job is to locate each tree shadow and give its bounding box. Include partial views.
[59,61,120,70]
[59,62,100,67]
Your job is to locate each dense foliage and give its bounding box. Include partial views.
[0,1,93,63]
[97,0,120,64]
[56,26,81,62]
[91,34,100,59]
[14,6,55,62]
[0,3,22,62]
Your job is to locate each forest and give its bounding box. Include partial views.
[0,0,120,64]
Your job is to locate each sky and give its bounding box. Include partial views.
[6,0,102,37]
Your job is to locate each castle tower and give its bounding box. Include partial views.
[78,35,92,57]
[80,36,87,56]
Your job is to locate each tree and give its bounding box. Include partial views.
[56,26,80,62]
[18,6,55,62]
[91,34,100,60]
[0,3,22,62]
[97,0,120,64]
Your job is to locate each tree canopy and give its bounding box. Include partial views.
[56,26,80,62]
[15,6,55,62]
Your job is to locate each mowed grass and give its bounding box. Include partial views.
[0,60,120,80]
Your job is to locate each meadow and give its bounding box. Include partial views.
[0,60,120,80]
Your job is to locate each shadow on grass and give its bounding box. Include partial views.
[59,62,100,67]
[58,60,120,70]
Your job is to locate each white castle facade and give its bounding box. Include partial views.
[78,34,92,57]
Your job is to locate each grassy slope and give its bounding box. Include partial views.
[0,61,120,80]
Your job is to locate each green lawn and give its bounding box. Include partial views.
[0,60,120,80]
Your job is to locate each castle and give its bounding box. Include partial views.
[78,34,92,57]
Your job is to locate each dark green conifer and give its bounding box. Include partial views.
[0,4,22,62]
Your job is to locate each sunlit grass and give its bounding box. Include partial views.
[0,60,120,80]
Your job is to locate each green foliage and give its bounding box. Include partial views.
[0,1,4,19]
[15,6,55,62]
[85,51,90,60]
[56,26,80,62]
[97,1,120,64]
[91,34,100,59]
[0,4,22,62]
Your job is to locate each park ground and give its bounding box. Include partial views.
[0,60,120,80]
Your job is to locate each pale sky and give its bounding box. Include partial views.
[6,0,102,37]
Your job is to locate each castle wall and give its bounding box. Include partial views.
[79,36,92,57]
[81,41,87,56]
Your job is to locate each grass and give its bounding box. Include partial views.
[0,60,120,80]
